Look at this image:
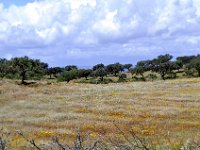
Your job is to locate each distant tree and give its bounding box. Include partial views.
[131,60,151,78]
[65,65,78,71]
[48,67,63,79]
[92,63,105,71]
[10,56,48,84]
[106,63,123,76]
[188,57,200,77]
[156,54,173,64]
[47,68,54,79]
[175,60,183,71]
[58,70,79,82]
[123,64,133,71]
[78,69,92,80]
[131,66,145,77]
[0,58,11,79]
[93,68,107,81]
[176,55,196,65]
[40,62,48,75]
[150,54,175,80]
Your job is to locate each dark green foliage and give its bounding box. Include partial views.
[78,69,92,80]
[150,54,176,80]
[58,70,79,82]
[92,63,105,71]
[156,54,173,63]
[175,60,183,71]
[10,56,48,84]
[136,60,151,74]
[177,55,196,65]
[106,63,124,76]
[0,59,11,79]
[0,53,199,84]
[64,65,78,71]
[48,67,64,79]
[130,60,151,79]
[123,64,133,71]
[187,57,200,77]
[93,68,107,81]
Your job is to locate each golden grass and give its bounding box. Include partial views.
[0,78,200,149]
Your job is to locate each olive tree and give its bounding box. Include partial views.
[48,67,64,79]
[150,54,176,80]
[78,69,92,80]
[58,69,79,82]
[106,63,124,76]
[93,68,107,81]
[10,56,48,84]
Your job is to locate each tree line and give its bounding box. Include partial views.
[0,54,200,84]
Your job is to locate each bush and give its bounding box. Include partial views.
[146,73,157,81]
[166,72,177,79]
[132,76,146,81]
[118,73,127,82]
[184,69,196,77]
[58,70,79,82]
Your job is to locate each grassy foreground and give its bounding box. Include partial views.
[0,78,200,149]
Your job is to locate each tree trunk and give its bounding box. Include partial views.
[161,73,165,80]
[198,70,200,77]
[21,72,26,84]
[100,76,104,81]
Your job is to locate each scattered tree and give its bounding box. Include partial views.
[150,54,175,80]
[106,63,124,76]
[58,70,79,82]
[175,60,183,71]
[132,60,151,77]
[123,64,133,71]
[78,69,92,80]
[92,63,105,71]
[93,68,107,81]
[47,67,63,79]
[65,65,78,71]
[10,56,47,84]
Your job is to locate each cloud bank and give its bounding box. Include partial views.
[0,0,200,66]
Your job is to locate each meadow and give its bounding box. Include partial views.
[0,77,200,149]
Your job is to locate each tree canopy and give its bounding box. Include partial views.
[10,56,48,84]
[0,53,200,84]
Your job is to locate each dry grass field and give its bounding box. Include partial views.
[0,78,200,149]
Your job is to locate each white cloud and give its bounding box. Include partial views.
[0,0,200,66]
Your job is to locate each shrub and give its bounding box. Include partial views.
[146,73,157,81]
[58,70,79,82]
[118,73,127,82]
[167,72,177,79]
[184,69,196,77]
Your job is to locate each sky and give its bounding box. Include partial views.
[0,0,200,67]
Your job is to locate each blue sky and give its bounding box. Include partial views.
[0,0,200,67]
[0,0,34,7]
